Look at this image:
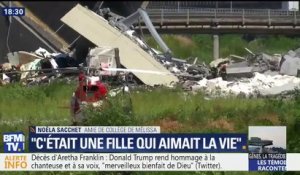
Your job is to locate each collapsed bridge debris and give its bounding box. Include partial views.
[60,4,178,86]
[190,47,300,97]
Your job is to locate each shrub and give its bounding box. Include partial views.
[83,93,136,126]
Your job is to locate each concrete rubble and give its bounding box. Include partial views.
[87,47,121,76]
[117,20,300,97]
[279,55,300,76]
[61,4,178,86]
[0,47,75,85]
[192,71,300,97]
[1,4,300,98]
[122,29,211,82]
[189,47,300,97]
[226,67,253,80]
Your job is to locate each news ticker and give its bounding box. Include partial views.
[1,126,295,172]
[1,153,300,171]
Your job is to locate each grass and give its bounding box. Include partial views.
[0,82,75,120]
[144,34,300,63]
[86,87,300,153]
[0,82,76,152]
[0,83,299,174]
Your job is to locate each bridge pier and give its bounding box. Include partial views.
[213,34,219,60]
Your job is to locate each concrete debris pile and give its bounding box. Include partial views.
[61,4,178,86]
[190,47,300,97]
[1,47,78,85]
[94,6,210,83]
[123,29,211,82]
[279,49,300,76]
[2,4,300,99]
[123,25,300,98]
[96,7,300,97]
[87,47,121,76]
[192,71,300,97]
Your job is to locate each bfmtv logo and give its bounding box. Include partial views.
[3,132,25,153]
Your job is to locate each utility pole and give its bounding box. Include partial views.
[213,34,219,60]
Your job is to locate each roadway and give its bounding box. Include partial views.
[135,8,300,34]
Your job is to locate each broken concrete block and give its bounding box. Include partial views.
[226,61,249,68]
[252,64,269,73]
[294,47,300,57]
[280,55,300,76]
[287,50,296,57]
[269,54,282,70]
[87,47,121,76]
[226,66,254,79]
[262,53,273,62]
[260,83,300,96]
[7,52,19,66]
[283,55,294,61]
[1,63,12,71]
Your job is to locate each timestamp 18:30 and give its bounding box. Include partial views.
[2,7,25,16]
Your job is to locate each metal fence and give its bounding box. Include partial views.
[146,8,300,18]
[147,1,286,10]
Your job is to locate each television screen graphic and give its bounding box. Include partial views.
[0,0,300,174]
[248,126,286,171]
[3,132,25,153]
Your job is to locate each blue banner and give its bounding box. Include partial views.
[29,133,247,153]
[249,159,286,171]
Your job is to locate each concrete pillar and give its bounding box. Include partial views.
[213,34,219,60]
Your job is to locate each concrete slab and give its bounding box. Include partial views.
[280,55,300,76]
[226,61,249,68]
[88,47,121,76]
[7,51,44,66]
[226,66,253,79]
[294,47,300,57]
[61,4,178,86]
[260,83,300,96]
[288,50,296,57]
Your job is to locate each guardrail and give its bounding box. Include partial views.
[146,8,300,17]
[144,8,300,27]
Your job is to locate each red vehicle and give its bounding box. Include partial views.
[70,72,108,124]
